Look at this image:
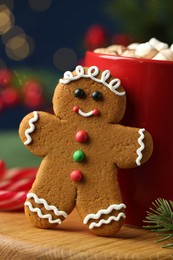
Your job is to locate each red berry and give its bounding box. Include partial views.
[84,25,109,50]
[23,80,42,95]
[0,69,12,87]
[2,87,19,107]
[111,34,132,46]
[25,94,43,108]
[23,80,43,108]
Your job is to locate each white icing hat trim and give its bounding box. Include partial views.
[60,65,125,96]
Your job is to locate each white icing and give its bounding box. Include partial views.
[89,212,126,229]
[24,111,38,145]
[25,193,68,224]
[78,109,94,117]
[83,203,126,225]
[60,65,125,96]
[25,202,62,224]
[136,128,145,166]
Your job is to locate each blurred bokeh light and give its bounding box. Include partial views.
[0,4,15,35]
[53,48,77,71]
[28,0,52,12]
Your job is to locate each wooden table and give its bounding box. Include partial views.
[0,209,172,260]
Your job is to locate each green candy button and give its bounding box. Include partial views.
[73,150,85,162]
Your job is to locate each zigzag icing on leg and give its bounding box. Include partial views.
[26,193,67,218]
[25,193,68,224]
[89,212,126,229]
[83,203,126,224]
[25,201,62,224]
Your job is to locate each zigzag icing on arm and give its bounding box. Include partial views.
[26,193,68,218]
[89,212,126,229]
[83,203,126,224]
[24,201,62,224]
[59,65,125,96]
[136,128,145,166]
[24,111,38,145]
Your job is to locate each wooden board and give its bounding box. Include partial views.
[0,209,172,259]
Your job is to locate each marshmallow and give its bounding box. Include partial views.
[170,44,173,52]
[121,49,136,58]
[153,49,173,61]
[127,43,139,50]
[149,38,168,51]
[107,45,126,55]
[94,48,118,55]
[93,37,173,62]
[135,42,158,59]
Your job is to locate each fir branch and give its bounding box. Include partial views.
[143,198,173,248]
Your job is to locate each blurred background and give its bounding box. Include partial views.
[0,0,173,166]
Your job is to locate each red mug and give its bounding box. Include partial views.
[85,51,173,226]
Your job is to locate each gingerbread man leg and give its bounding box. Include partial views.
[76,167,125,236]
[25,161,77,229]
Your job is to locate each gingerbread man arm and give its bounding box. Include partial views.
[111,125,153,169]
[19,111,59,157]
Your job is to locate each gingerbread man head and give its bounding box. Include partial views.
[53,66,126,123]
[19,65,153,237]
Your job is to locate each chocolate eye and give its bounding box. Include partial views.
[91,91,102,101]
[74,88,86,98]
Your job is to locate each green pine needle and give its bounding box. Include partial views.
[143,198,173,248]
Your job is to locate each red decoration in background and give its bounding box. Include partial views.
[0,69,45,111]
[0,160,5,179]
[84,24,109,50]
[23,80,43,108]
[83,24,133,50]
[111,33,132,46]
[1,87,19,107]
[0,159,37,211]
[0,69,12,87]
[0,69,16,111]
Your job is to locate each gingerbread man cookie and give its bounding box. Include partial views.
[19,66,153,236]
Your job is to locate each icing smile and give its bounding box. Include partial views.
[73,106,99,117]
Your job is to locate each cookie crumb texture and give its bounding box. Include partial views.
[19,66,153,237]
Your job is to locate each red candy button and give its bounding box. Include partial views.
[73,106,79,113]
[70,170,83,182]
[92,109,99,116]
[75,130,88,143]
